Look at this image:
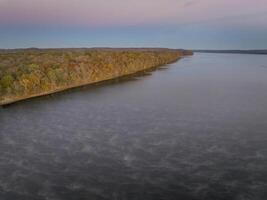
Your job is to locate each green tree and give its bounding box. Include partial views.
[1,74,14,90]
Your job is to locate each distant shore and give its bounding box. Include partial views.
[0,48,193,106]
[194,50,267,55]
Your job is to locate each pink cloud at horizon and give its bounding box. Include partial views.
[0,0,266,27]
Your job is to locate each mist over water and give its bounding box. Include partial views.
[0,53,267,200]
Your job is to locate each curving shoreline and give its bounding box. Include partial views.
[0,48,193,106]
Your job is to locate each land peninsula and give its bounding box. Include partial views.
[0,48,193,105]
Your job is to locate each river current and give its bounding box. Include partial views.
[0,53,267,200]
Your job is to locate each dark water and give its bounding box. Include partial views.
[0,53,267,200]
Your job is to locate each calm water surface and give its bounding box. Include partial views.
[0,53,267,200]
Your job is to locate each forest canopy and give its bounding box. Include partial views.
[0,48,192,105]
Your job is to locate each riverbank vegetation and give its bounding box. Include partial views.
[0,48,192,105]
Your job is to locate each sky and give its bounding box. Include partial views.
[0,0,267,49]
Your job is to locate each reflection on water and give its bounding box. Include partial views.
[0,53,267,200]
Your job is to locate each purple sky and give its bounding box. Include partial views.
[1,0,267,49]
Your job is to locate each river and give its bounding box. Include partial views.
[0,53,267,200]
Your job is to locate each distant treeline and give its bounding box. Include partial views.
[194,50,267,55]
[0,48,192,105]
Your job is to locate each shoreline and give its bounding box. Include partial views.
[0,60,176,106]
[0,49,192,106]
